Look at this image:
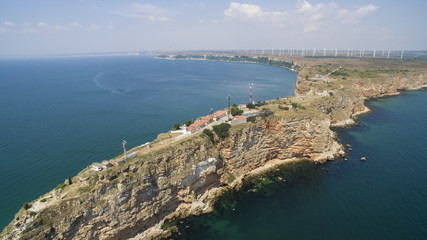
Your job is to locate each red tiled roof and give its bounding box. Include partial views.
[192,120,205,126]
[202,115,213,121]
[281,104,289,108]
[235,115,246,119]
[213,110,226,118]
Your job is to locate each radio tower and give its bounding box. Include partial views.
[227,95,231,119]
[122,140,127,159]
[249,83,254,104]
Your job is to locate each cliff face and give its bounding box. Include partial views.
[295,72,427,125]
[1,115,340,240]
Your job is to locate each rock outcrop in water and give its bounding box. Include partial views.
[1,56,427,240]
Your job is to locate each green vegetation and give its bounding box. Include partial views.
[213,123,231,139]
[68,176,72,185]
[183,120,193,126]
[247,116,256,123]
[231,107,243,116]
[40,198,47,203]
[173,123,180,130]
[54,183,66,190]
[256,101,267,107]
[115,152,123,158]
[23,202,30,210]
[28,211,36,217]
[246,103,256,109]
[202,129,214,142]
[232,103,237,107]
[226,171,236,183]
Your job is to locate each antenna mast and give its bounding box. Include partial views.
[249,83,254,104]
[122,140,127,159]
[227,95,231,119]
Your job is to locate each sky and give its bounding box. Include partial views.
[1,0,426,56]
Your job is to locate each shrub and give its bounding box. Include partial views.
[68,176,72,185]
[232,103,237,107]
[291,103,298,108]
[40,198,47,203]
[246,103,256,109]
[183,120,193,126]
[231,107,243,116]
[329,92,333,96]
[28,211,36,217]
[23,202,30,210]
[202,129,214,142]
[55,183,66,190]
[247,116,256,123]
[213,123,231,139]
[173,123,180,130]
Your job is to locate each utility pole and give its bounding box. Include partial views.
[249,83,254,104]
[227,95,231,119]
[122,140,127,159]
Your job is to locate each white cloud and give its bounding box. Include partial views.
[355,4,379,17]
[106,3,175,22]
[87,24,100,31]
[224,1,379,33]
[23,28,38,33]
[71,22,82,28]
[37,22,49,28]
[4,21,16,27]
[224,2,287,23]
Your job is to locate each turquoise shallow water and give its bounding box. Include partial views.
[178,90,427,239]
[0,56,296,230]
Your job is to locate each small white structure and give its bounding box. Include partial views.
[128,152,137,158]
[92,163,103,172]
[183,124,191,135]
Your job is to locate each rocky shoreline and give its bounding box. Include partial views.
[1,54,426,240]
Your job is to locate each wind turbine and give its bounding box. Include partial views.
[401,50,404,59]
[373,50,376,58]
[388,50,390,59]
[335,49,338,57]
[313,48,316,57]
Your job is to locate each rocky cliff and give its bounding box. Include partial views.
[1,113,342,240]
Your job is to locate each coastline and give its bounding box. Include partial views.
[2,54,426,240]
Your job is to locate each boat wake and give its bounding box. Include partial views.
[93,72,124,95]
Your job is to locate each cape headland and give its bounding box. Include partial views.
[2,53,427,240]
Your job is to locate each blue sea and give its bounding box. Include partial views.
[179,90,427,239]
[0,55,296,230]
